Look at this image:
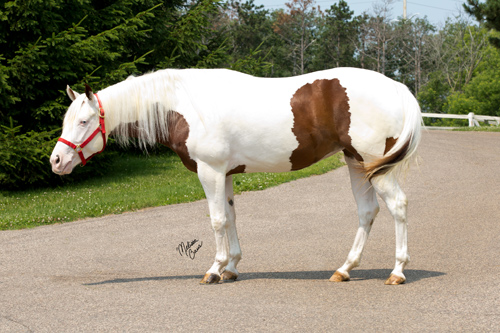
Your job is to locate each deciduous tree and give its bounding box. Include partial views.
[392,17,435,94]
[273,0,321,75]
[313,0,360,70]
[357,0,396,76]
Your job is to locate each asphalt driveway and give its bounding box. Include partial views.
[1,130,499,331]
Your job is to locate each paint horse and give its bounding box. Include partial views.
[50,68,422,285]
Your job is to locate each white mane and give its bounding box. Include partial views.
[98,70,179,148]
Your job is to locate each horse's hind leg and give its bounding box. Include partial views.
[220,175,242,282]
[330,156,380,282]
[371,173,409,285]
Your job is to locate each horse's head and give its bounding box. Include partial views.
[50,84,107,175]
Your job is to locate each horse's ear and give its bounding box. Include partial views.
[85,83,95,102]
[66,85,80,101]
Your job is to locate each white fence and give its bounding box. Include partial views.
[422,112,500,129]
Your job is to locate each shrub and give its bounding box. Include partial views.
[0,120,112,190]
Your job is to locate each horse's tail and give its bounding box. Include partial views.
[364,83,423,180]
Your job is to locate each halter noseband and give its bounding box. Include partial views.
[58,94,106,166]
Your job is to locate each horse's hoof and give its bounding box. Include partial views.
[329,271,350,282]
[384,274,406,285]
[221,270,238,282]
[200,273,221,284]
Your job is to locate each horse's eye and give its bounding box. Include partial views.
[81,120,87,125]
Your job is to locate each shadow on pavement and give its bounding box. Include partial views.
[84,269,444,286]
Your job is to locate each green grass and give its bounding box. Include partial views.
[452,126,500,132]
[0,152,344,230]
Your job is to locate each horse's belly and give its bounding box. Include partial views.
[229,129,344,174]
[240,145,343,173]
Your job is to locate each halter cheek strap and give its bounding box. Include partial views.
[58,94,106,166]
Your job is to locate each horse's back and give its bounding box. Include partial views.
[176,68,417,173]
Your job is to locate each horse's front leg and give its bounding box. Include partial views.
[197,161,235,284]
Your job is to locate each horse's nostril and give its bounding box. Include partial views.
[55,155,61,164]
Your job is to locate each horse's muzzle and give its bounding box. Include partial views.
[50,152,74,175]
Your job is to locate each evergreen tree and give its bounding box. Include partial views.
[215,0,274,76]
[0,0,225,132]
[0,0,228,189]
[226,0,272,58]
[464,0,500,48]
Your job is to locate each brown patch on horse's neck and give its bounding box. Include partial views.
[112,112,247,176]
[111,111,198,173]
[289,79,361,171]
[110,121,140,139]
[162,111,197,173]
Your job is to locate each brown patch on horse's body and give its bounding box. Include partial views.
[227,165,246,175]
[289,79,361,170]
[364,137,411,179]
[343,149,361,161]
[384,137,398,155]
[164,114,247,176]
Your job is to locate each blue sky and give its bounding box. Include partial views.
[252,0,468,26]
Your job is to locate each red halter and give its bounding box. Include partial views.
[58,94,106,166]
